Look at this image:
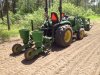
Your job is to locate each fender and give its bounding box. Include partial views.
[60,20,71,26]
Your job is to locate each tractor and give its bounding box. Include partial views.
[12,0,86,60]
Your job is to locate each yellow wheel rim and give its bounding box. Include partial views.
[80,30,84,39]
[64,30,71,42]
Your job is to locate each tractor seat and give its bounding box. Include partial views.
[51,12,59,24]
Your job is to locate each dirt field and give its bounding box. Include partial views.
[0,21,100,75]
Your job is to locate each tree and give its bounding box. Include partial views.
[12,0,17,14]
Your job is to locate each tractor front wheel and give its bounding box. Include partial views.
[25,48,36,60]
[12,44,23,54]
[55,25,73,47]
[77,28,85,40]
[85,25,90,31]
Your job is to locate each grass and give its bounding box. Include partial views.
[87,15,100,20]
[0,24,21,41]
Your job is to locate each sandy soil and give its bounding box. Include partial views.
[0,21,100,75]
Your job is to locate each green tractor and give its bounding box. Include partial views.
[12,0,85,60]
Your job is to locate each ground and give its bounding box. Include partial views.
[0,21,100,75]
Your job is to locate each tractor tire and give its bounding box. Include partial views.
[25,48,36,61]
[12,44,23,54]
[77,28,85,40]
[55,25,73,47]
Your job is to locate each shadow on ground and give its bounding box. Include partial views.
[10,51,25,57]
[21,52,50,65]
[21,44,67,65]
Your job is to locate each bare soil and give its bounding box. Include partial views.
[0,21,100,75]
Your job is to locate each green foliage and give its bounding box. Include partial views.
[19,8,44,29]
[84,9,95,16]
[9,12,22,24]
[62,3,95,17]
[17,0,34,13]
[0,24,19,42]
[32,9,45,28]
[87,15,100,20]
[17,0,45,13]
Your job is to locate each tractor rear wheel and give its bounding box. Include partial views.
[55,25,73,47]
[12,44,23,54]
[77,28,85,40]
[25,48,36,60]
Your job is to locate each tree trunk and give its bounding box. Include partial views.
[5,0,10,30]
[12,0,16,14]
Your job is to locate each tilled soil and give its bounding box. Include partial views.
[0,21,100,75]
